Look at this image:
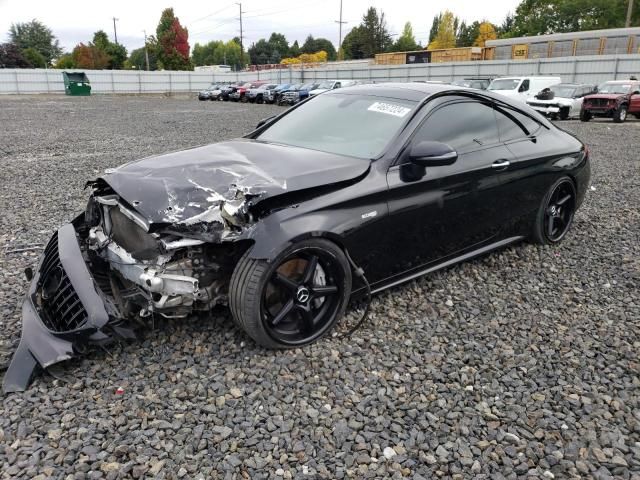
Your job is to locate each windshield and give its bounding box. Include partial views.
[300,83,316,90]
[257,94,417,159]
[488,79,521,91]
[317,81,335,89]
[597,82,632,94]
[549,85,576,98]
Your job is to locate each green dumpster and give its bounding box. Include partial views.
[62,71,91,96]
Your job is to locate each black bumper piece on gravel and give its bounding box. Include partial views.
[3,222,111,393]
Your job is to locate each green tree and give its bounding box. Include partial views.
[428,10,458,50]
[22,47,46,67]
[193,40,224,66]
[91,30,127,69]
[508,0,638,36]
[127,43,158,70]
[390,22,420,52]
[289,40,300,57]
[9,19,62,65]
[301,35,337,60]
[248,38,271,64]
[457,21,481,47]
[429,13,442,45]
[156,8,192,70]
[55,53,75,69]
[340,7,393,59]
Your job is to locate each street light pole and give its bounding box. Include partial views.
[236,2,244,69]
[143,30,150,71]
[112,17,119,44]
[335,0,347,60]
[626,0,634,28]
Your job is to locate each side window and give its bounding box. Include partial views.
[413,101,500,154]
[334,82,341,89]
[495,107,541,142]
[520,79,530,92]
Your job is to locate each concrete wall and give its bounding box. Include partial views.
[1,54,638,94]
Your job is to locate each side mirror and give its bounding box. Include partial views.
[409,141,457,166]
[256,115,276,129]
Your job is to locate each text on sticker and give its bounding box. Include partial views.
[368,102,411,117]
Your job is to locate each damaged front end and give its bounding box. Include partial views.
[3,186,254,393]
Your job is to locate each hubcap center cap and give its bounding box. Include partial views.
[296,286,310,304]
[550,205,558,216]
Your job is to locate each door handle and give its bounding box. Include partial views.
[491,160,511,169]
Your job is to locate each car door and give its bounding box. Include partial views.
[494,105,556,229]
[383,98,516,280]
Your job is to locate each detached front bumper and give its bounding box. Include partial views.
[3,222,114,393]
[529,105,561,115]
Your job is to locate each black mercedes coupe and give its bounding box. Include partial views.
[4,83,590,391]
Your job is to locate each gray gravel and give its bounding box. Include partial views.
[1,95,639,479]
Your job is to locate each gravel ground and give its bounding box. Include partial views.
[0,95,639,480]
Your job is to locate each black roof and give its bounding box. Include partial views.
[327,82,465,102]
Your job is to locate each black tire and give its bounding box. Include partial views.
[580,110,592,122]
[256,95,264,104]
[613,105,627,123]
[531,177,577,245]
[240,95,248,103]
[229,238,352,348]
[559,107,569,120]
[635,114,640,120]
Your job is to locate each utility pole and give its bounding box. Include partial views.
[626,0,634,27]
[112,17,119,44]
[335,0,347,60]
[236,2,244,69]
[143,30,150,71]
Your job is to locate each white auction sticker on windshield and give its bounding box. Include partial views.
[368,102,411,117]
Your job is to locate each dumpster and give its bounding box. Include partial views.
[62,71,91,96]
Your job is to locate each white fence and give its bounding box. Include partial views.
[1,54,639,95]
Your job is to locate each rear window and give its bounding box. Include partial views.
[489,79,520,91]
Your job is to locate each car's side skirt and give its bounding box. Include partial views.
[369,235,525,295]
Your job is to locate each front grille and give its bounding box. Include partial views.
[587,98,611,108]
[38,232,89,332]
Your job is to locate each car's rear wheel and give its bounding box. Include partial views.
[613,105,627,123]
[559,107,569,120]
[229,239,352,348]
[580,110,592,122]
[532,177,577,245]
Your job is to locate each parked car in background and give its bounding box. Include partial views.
[309,80,359,96]
[220,83,243,101]
[231,82,267,102]
[488,76,562,102]
[198,84,221,101]
[526,83,596,120]
[246,83,278,103]
[279,83,320,105]
[581,80,640,123]
[264,83,291,104]
[451,77,493,90]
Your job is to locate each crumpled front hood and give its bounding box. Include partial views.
[99,139,370,225]
[585,94,625,101]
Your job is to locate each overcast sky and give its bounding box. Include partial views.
[0,0,521,54]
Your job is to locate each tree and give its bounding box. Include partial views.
[91,30,127,69]
[248,39,271,65]
[289,40,300,57]
[301,35,337,60]
[72,43,110,69]
[340,7,393,59]
[9,19,62,65]
[506,0,639,37]
[55,54,75,69]
[0,43,32,68]
[474,22,497,47]
[457,21,481,47]
[390,22,420,52]
[428,11,458,50]
[22,47,46,67]
[498,13,516,38]
[268,32,289,62]
[193,40,225,66]
[156,8,192,70]
[428,13,442,45]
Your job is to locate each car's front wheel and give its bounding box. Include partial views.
[229,239,352,348]
[531,177,577,245]
[613,105,627,123]
[580,110,592,122]
[559,107,569,120]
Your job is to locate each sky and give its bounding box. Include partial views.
[0,0,521,55]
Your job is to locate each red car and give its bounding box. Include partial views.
[581,80,640,123]
[230,81,267,102]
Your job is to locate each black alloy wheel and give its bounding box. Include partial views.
[533,177,577,244]
[229,239,351,348]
